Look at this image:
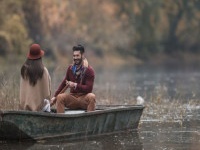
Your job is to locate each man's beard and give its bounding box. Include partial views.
[74,57,82,65]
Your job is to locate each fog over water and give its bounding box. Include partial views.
[1,65,200,150]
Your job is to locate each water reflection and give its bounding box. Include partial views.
[1,131,142,150]
[2,65,200,150]
[0,140,34,150]
[140,120,200,150]
[1,120,199,150]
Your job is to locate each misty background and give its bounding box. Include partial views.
[1,1,200,149]
[1,0,200,66]
[1,0,200,110]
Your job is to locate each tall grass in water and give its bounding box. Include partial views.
[0,67,20,110]
[94,81,200,122]
[0,64,199,123]
[138,85,199,122]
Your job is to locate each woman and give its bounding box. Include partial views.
[20,44,51,111]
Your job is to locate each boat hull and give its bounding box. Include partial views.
[0,105,144,141]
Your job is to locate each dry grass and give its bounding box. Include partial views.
[0,63,199,123]
[0,70,20,110]
[94,81,200,122]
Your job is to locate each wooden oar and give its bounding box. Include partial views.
[59,84,69,94]
[50,85,69,106]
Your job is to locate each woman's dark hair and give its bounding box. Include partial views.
[72,44,85,54]
[21,58,44,86]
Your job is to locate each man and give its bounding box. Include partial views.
[50,44,95,113]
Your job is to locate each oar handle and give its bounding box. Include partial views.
[59,85,69,94]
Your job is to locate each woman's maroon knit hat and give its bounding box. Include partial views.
[27,44,44,60]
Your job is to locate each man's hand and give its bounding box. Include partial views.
[50,97,56,106]
[66,80,77,89]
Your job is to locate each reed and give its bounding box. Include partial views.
[0,71,20,110]
[0,65,199,123]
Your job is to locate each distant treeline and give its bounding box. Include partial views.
[0,0,200,63]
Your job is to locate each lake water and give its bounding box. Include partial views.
[1,65,200,150]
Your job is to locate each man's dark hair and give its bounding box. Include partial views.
[73,44,85,54]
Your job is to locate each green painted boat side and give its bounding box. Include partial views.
[0,105,144,141]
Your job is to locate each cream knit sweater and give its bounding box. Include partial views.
[20,67,51,111]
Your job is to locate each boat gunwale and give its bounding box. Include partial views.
[1,105,144,118]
